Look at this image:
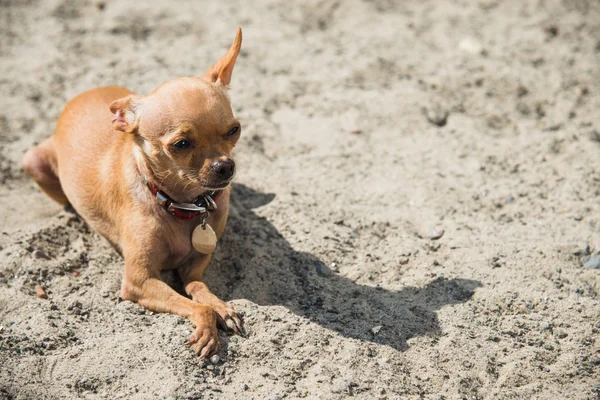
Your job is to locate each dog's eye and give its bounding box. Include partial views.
[173,140,191,149]
[226,126,239,137]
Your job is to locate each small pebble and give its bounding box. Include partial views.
[425,106,448,127]
[487,334,500,342]
[487,114,507,130]
[315,262,333,277]
[371,325,382,335]
[541,322,552,331]
[427,227,445,240]
[583,254,600,269]
[36,285,48,299]
[544,24,559,38]
[210,355,220,364]
[556,330,568,339]
[32,250,50,260]
[544,344,554,351]
[517,85,529,97]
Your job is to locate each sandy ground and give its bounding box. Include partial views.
[1,0,600,399]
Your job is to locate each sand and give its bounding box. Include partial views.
[1,0,599,399]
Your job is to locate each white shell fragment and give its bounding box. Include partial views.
[192,224,217,254]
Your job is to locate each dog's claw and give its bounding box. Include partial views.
[212,302,246,337]
[226,318,237,332]
[186,325,220,358]
[232,315,247,337]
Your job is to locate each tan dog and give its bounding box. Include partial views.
[22,28,245,358]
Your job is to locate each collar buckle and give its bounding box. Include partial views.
[155,191,170,208]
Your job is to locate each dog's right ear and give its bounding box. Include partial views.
[109,95,140,133]
[202,27,242,86]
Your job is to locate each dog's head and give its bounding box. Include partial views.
[109,28,242,201]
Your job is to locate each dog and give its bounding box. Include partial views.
[22,28,245,358]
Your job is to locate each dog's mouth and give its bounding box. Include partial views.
[203,182,231,191]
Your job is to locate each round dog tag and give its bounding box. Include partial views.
[192,224,217,254]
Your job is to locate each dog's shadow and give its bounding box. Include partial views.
[203,184,481,351]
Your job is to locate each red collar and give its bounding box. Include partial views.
[146,180,222,221]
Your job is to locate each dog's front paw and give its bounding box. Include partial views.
[185,324,220,358]
[212,302,246,337]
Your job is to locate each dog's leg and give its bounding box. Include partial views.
[22,138,69,205]
[120,237,220,357]
[179,255,246,336]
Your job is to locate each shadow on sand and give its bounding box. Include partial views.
[201,184,481,351]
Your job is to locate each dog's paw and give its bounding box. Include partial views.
[212,302,246,337]
[185,325,220,359]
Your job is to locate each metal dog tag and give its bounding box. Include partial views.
[192,223,217,254]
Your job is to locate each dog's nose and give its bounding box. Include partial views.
[210,158,235,180]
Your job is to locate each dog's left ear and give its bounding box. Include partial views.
[109,95,141,133]
[203,27,242,86]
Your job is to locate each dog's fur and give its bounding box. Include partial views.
[22,28,245,358]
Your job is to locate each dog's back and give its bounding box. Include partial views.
[53,86,135,242]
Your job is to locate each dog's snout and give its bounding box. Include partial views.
[210,158,235,180]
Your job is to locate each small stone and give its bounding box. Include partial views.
[517,85,529,97]
[487,334,500,342]
[210,355,220,364]
[427,227,445,240]
[315,261,333,277]
[36,285,48,299]
[556,330,568,339]
[32,250,50,260]
[425,106,448,127]
[371,325,382,335]
[544,24,559,38]
[583,254,600,269]
[541,322,552,331]
[399,257,409,265]
[487,114,508,130]
[206,364,214,371]
[544,344,554,351]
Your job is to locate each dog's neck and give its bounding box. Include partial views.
[129,145,220,221]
